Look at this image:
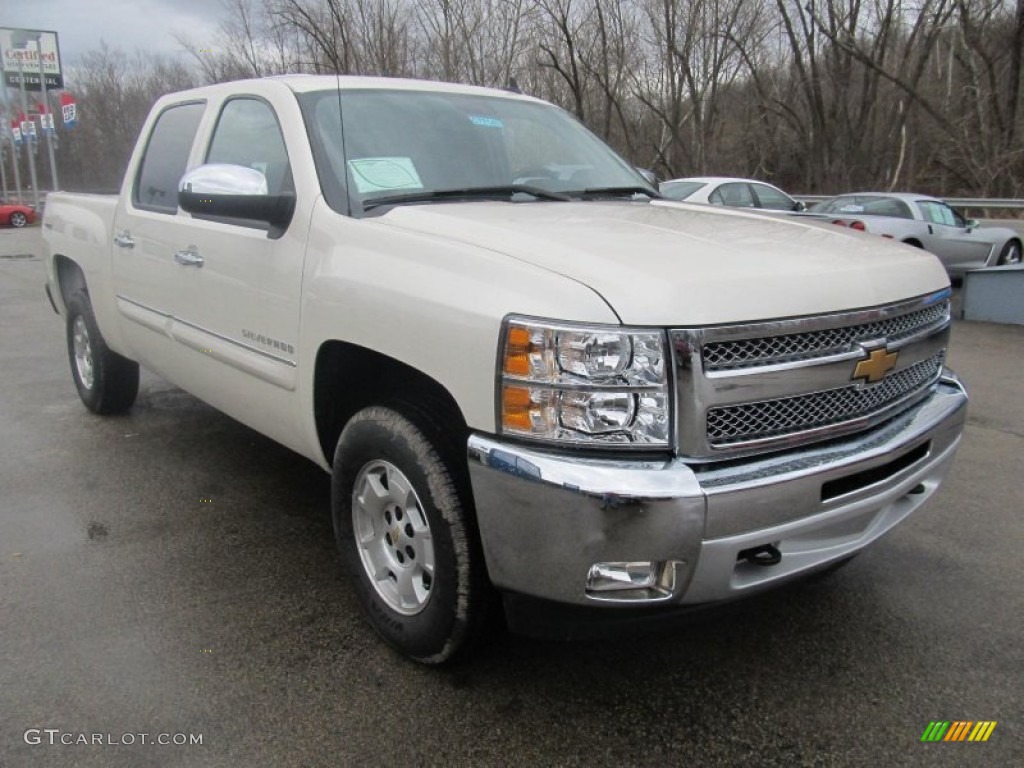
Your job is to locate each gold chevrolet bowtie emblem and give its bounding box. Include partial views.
[853,347,898,383]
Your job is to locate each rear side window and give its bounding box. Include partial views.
[133,102,205,213]
[860,197,913,218]
[818,197,862,214]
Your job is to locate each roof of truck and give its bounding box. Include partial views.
[268,74,540,101]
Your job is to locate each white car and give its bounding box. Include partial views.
[659,176,805,211]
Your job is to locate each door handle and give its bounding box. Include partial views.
[113,231,135,248]
[174,248,204,267]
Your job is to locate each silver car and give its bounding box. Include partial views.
[659,176,806,211]
[810,193,1022,276]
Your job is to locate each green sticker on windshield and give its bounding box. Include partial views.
[348,157,424,194]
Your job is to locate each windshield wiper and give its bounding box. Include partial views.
[363,185,572,211]
[566,186,662,200]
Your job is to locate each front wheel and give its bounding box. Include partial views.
[332,405,491,664]
[9,211,27,228]
[65,290,139,414]
[998,240,1022,266]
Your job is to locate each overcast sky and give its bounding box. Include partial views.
[6,0,228,70]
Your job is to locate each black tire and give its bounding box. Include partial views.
[9,211,27,228]
[998,240,1022,266]
[65,290,139,414]
[332,405,491,664]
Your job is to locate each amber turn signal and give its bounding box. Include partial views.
[502,385,533,432]
[504,326,533,377]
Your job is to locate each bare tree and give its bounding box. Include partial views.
[55,0,1024,197]
[58,46,197,191]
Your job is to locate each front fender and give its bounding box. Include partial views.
[297,199,619,437]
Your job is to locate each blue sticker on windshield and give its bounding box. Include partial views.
[469,116,504,128]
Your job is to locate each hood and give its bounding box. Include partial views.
[375,200,950,326]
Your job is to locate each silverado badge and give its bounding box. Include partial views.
[853,346,899,383]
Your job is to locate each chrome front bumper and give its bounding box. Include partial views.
[467,373,967,610]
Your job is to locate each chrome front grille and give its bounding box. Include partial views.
[703,300,949,371]
[670,290,953,460]
[706,353,945,446]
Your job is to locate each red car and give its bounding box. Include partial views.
[1,201,36,227]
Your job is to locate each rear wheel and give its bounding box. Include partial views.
[65,291,139,414]
[9,211,27,228]
[998,240,1021,266]
[332,405,491,663]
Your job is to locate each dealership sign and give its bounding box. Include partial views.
[0,28,64,91]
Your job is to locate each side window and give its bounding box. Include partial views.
[751,183,794,210]
[206,98,292,196]
[709,182,755,207]
[918,201,961,227]
[917,201,940,224]
[945,204,965,228]
[134,102,205,213]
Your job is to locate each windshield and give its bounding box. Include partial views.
[299,88,655,215]
[659,180,706,200]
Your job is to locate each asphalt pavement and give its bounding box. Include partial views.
[1,225,1020,767]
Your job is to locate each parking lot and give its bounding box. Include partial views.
[1,225,1020,767]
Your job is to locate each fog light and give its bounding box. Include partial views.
[586,561,658,592]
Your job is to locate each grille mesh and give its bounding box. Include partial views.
[703,301,949,371]
[706,353,944,446]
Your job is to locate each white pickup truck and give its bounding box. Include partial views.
[43,76,967,663]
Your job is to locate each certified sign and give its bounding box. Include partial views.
[0,28,64,91]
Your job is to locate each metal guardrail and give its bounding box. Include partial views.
[796,195,1024,210]
[931,198,1024,210]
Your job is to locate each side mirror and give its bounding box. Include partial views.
[965,218,979,232]
[794,200,807,212]
[178,164,295,235]
[635,167,658,186]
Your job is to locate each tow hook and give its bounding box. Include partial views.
[738,543,782,566]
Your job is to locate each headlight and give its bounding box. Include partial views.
[498,317,670,447]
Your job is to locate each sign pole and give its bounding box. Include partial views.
[0,49,23,204]
[16,68,40,210]
[0,137,8,201]
[35,39,58,191]
[10,137,22,203]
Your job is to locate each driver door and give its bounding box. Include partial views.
[157,93,308,450]
[916,200,991,271]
